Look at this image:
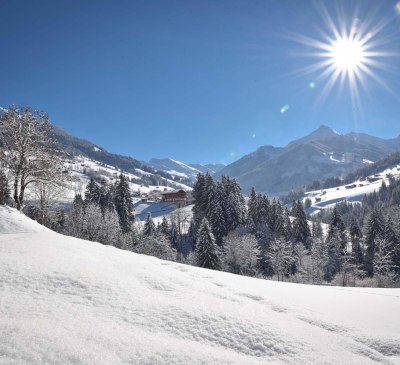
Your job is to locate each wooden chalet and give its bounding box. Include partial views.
[161,189,187,202]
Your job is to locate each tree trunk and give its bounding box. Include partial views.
[18,179,25,211]
[13,177,20,210]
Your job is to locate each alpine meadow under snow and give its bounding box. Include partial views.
[1,206,400,365]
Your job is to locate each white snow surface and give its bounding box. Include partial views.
[306,165,400,213]
[1,206,400,364]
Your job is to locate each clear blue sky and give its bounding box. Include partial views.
[1,0,400,164]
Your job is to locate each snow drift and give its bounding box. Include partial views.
[0,206,399,364]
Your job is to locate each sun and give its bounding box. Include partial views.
[290,5,399,112]
[329,37,365,72]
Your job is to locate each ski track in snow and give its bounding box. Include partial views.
[1,207,400,364]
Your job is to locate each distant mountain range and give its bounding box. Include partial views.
[215,125,400,195]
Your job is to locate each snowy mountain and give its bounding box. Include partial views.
[1,205,399,364]
[147,158,202,181]
[51,127,191,189]
[147,158,225,182]
[216,126,400,195]
[189,163,226,174]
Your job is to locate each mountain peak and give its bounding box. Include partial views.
[287,125,338,148]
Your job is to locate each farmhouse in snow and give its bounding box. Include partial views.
[161,189,188,203]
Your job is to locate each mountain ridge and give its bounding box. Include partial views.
[216,125,400,195]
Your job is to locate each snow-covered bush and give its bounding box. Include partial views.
[135,234,177,261]
[222,232,261,277]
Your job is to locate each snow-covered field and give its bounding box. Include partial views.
[306,165,400,213]
[1,206,400,364]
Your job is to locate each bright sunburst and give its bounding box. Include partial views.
[292,5,399,113]
[330,37,365,71]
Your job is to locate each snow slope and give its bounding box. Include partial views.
[305,164,400,213]
[55,155,192,205]
[1,207,400,364]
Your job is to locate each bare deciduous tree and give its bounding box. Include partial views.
[0,106,61,210]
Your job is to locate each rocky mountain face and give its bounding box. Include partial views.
[216,126,400,195]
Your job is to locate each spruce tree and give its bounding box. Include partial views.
[384,217,400,274]
[312,219,323,240]
[327,206,346,239]
[349,217,363,266]
[169,221,179,249]
[210,200,226,245]
[99,178,114,213]
[195,218,221,270]
[292,200,311,249]
[247,187,259,229]
[85,178,100,205]
[114,174,133,233]
[324,228,342,282]
[258,194,270,225]
[143,213,156,237]
[192,173,206,224]
[283,208,293,241]
[224,178,245,232]
[159,216,170,237]
[364,208,384,276]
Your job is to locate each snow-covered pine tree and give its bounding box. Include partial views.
[270,199,284,236]
[85,178,100,205]
[195,218,221,270]
[210,200,226,245]
[187,219,197,248]
[283,207,293,241]
[192,173,206,224]
[223,178,246,232]
[311,219,324,240]
[114,174,133,233]
[327,206,346,239]
[99,178,114,213]
[143,213,156,237]
[169,221,179,249]
[192,172,215,226]
[349,217,364,266]
[247,187,259,230]
[324,228,343,282]
[384,217,400,274]
[292,200,311,249]
[258,193,270,225]
[364,208,384,276]
[159,216,170,237]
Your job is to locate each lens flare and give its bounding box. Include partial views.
[280,104,290,113]
[396,2,400,14]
